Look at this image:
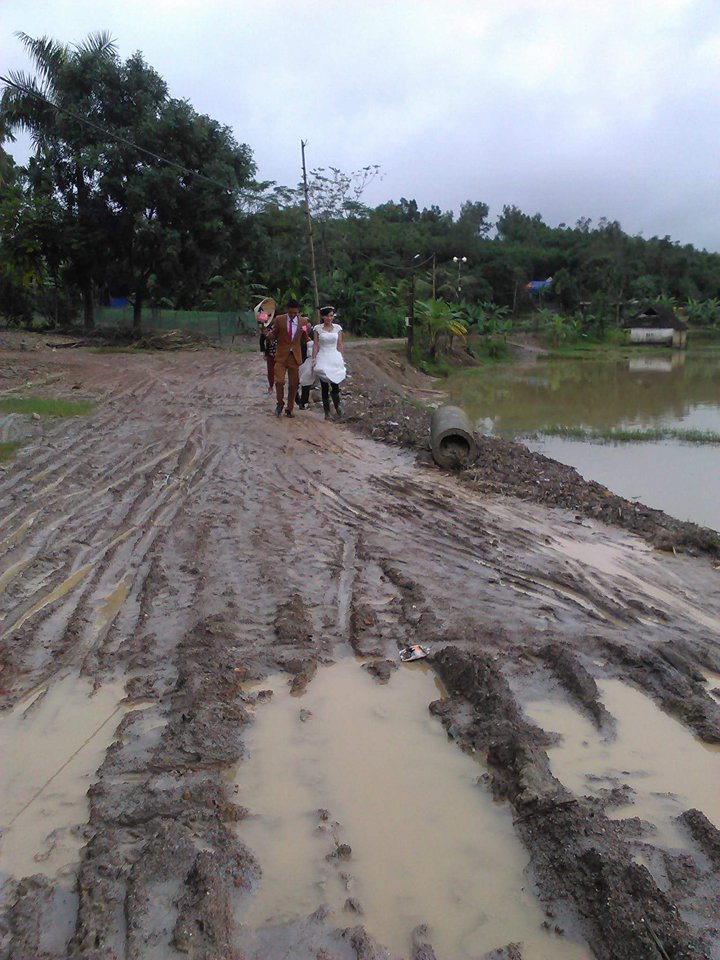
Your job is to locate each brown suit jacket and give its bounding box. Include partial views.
[267,313,308,365]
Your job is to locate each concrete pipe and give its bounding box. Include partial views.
[430,405,477,469]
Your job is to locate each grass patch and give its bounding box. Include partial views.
[0,441,21,462]
[541,340,691,361]
[404,397,433,411]
[543,344,610,360]
[411,351,456,377]
[0,397,94,417]
[527,425,720,445]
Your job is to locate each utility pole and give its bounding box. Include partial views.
[407,270,415,362]
[300,140,321,322]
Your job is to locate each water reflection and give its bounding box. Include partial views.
[448,352,720,435]
[627,353,686,373]
[446,348,720,530]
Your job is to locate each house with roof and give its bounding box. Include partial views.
[622,304,688,348]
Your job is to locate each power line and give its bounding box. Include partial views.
[357,250,436,273]
[0,74,272,204]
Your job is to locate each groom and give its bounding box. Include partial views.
[265,299,309,418]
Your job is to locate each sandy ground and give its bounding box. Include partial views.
[1,331,719,960]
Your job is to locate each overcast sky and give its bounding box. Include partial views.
[2,0,719,251]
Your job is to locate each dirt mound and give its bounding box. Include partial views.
[136,328,211,350]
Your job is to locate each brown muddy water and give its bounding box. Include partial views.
[446,349,720,531]
[521,678,720,849]
[235,657,591,960]
[0,672,129,881]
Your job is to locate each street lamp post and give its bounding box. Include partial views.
[453,256,467,301]
[413,252,437,299]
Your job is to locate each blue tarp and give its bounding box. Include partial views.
[526,278,553,294]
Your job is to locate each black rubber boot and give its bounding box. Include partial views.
[332,393,343,417]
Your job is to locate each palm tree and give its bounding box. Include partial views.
[3,31,117,148]
[2,31,118,328]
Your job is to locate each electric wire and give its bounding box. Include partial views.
[0,74,277,206]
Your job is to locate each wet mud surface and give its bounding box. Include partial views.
[1,331,719,959]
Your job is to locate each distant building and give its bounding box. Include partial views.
[623,304,688,348]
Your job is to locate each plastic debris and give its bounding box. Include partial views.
[399,644,429,662]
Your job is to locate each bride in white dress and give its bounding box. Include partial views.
[299,306,347,419]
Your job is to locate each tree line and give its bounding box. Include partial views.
[2,31,720,351]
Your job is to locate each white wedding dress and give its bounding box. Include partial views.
[299,323,347,386]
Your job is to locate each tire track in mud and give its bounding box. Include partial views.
[0,416,218,696]
[248,399,720,738]
[362,466,720,740]
[0,369,171,515]
[3,414,266,956]
[280,410,720,954]
[371,473,658,628]
[57,415,371,958]
[431,646,714,960]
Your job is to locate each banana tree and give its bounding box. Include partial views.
[414,298,467,359]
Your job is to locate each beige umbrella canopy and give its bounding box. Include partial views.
[254,297,276,325]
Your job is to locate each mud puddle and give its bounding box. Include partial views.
[235,658,590,959]
[0,670,128,880]
[522,678,720,848]
[548,533,653,576]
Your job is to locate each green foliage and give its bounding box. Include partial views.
[528,425,720,445]
[684,298,720,326]
[307,165,381,220]
[463,300,512,358]
[2,31,257,331]
[409,344,451,377]
[414,298,467,360]
[539,309,582,347]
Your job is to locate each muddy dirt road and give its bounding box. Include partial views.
[1,335,719,960]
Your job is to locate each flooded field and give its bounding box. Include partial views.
[446,346,720,530]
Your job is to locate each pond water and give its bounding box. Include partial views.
[446,346,720,532]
